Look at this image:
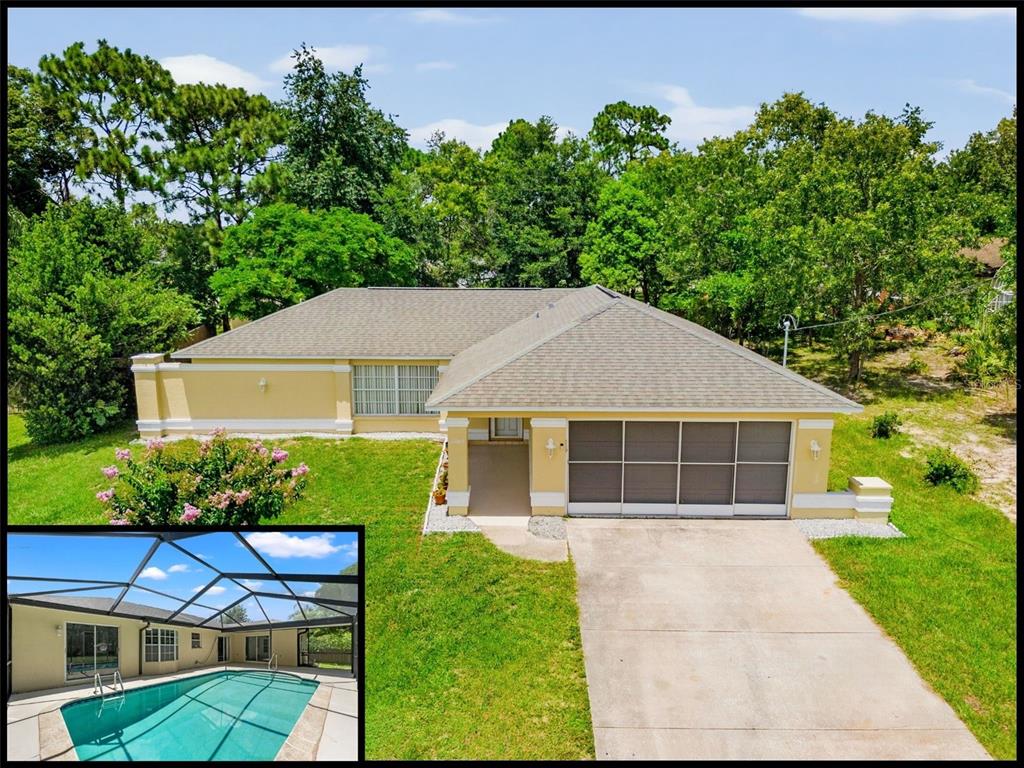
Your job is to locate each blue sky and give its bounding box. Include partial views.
[7,531,358,620]
[6,7,1017,153]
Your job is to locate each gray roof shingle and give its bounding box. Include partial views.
[171,287,577,359]
[427,287,862,413]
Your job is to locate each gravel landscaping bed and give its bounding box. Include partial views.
[528,515,567,540]
[796,519,906,539]
[423,500,480,534]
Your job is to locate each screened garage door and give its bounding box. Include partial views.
[567,420,793,517]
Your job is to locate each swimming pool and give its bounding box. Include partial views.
[61,670,319,761]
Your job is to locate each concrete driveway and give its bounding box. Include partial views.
[567,518,989,760]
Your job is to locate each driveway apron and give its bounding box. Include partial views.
[567,518,990,760]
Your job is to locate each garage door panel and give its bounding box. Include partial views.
[569,463,622,503]
[681,423,736,463]
[737,422,791,463]
[679,464,734,505]
[625,422,679,462]
[569,421,622,461]
[735,464,788,505]
[624,463,677,503]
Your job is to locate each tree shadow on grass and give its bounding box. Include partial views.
[6,419,136,464]
[982,412,1017,442]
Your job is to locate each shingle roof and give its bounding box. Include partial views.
[427,287,862,413]
[959,237,1008,273]
[171,287,577,359]
[16,594,216,625]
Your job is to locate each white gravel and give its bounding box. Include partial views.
[796,519,906,540]
[528,516,567,540]
[422,501,480,534]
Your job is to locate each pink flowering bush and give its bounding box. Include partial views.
[98,430,309,526]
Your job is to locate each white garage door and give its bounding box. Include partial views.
[567,420,793,517]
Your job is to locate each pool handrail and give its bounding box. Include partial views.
[268,653,278,673]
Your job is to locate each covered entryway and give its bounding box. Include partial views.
[467,442,530,516]
[568,518,989,760]
[567,420,793,517]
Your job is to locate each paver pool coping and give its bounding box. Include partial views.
[15,664,350,762]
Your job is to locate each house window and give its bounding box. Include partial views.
[144,628,178,662]
[352,365,439,415]
[191,632,201,649]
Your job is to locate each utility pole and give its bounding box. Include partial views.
[779,314,797,367]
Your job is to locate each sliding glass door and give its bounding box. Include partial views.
[66,623,119,681]
[245,635,270,661]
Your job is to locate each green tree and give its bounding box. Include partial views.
[589,100,671,175]
[36,40,174,207]
[6,65,79,213]
[211,203,418,319]
[581,166,666,303]
[8,200,196,443]
[163,83,287,229]
[279,44,408,213]
[223,604,250,625]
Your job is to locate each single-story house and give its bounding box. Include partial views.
[133,285,891,520]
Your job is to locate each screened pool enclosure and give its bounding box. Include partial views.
[6,530,360,695]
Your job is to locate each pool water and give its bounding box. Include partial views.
[61,670,319,761]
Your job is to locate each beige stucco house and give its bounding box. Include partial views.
[132,285,891,521]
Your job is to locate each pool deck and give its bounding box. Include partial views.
[5,664,358,762]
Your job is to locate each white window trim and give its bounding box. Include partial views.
[144,627,179,663]
[352,364,440,416]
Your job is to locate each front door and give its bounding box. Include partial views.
[492,418,522,439]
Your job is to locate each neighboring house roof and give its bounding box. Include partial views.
[427,286,862,413]
[13,594,218,625]
[172,287,577,359]
[960,237,1008,274]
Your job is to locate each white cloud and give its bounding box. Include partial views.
[796,8,1015,24]
[302,590,317,597]
[646,84,755,146]
[161,54,271,91]
[238,579,263,590]
[194,584,227,595]
[416,60,456,72]
[139,567,167,581]
[245,532,342,559]
[270,44,381,74]
[409,9,496,25]
[167,564,190,574]
[951,79,1015,105]
[408,118,507,150]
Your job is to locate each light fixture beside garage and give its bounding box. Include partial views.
[810,439,821,461]
[257,377,268,393]
[545,437,556,458]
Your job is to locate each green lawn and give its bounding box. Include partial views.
[787,341,1017,759]
[6,416,594,760]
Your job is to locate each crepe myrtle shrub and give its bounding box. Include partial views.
[98,428,310,525]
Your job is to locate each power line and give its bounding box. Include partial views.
[789,279,991,333]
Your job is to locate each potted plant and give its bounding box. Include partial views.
[433,469,448,505]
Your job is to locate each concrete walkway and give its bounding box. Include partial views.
[469,515,568,562]
[567,518,990,760]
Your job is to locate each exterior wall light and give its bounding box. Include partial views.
[56,625,62,636]
[810,439,821,461]
[545,437,556,458]
[257,377,268,393]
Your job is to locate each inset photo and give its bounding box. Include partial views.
[5,527,363,762]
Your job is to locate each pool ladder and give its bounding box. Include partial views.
[267,653,279,673]
[95,671,125,715]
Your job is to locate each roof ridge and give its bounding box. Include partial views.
[613,294,861,410]
[174,286,352,358]
[427,287,618,407]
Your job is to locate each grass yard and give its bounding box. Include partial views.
[789,339,1017,759]
[6,416,594,760]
